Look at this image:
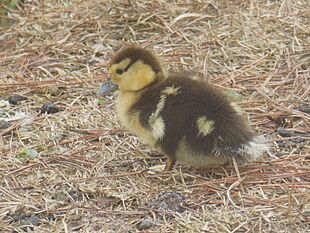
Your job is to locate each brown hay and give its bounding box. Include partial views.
[0,0,309,232]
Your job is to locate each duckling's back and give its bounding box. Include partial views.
[129,74,267,168]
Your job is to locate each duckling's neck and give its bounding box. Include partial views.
[156,71,168,84]
[143,71,168,90]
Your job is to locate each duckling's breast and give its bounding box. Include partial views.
[116,91,156,146]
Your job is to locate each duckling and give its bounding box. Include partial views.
[97,46,268,171]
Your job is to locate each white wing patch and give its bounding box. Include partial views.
[161,85,181,95]
[148,86,181,140]
[148,94,166,140]
[151,116,165,140]
[196,116,215,136]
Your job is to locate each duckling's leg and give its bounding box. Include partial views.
[164,157,176,171]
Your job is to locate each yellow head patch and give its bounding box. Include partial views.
[109,59,156,92]
[109,58,131,83]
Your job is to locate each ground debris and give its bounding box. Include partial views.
[277,127,295,137]
[7,213,55,232]
[147,192,186,214]
[298,103,310,114]
[136,218,154,231]
[0,120,11,129]
[8,94,27,105]
[40,102,61,114]
[1,0,309,232]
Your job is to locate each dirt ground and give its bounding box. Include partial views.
[0,0,309,232]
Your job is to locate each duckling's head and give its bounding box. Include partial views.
[97,46,163,96]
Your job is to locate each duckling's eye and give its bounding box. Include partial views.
[116,68,124,75]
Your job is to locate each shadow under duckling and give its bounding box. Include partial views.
[97,46,269,171]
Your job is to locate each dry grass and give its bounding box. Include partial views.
[0,0,309,232]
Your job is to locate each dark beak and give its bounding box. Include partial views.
[96,78,118,97]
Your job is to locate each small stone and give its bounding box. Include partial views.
[136,218,154,231]
[277,127,294,137]
[147,192,186,213]
[10,214,41,228]
[41,103,61,114]
[276,141,290,149]
[8,94,27,105]
[92,43,106,53]
[20,215,41,226]
[298,103,310,114]
[0,120,11,129]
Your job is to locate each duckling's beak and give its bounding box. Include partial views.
[96,78,118,97]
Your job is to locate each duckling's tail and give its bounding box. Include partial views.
[242,135,270,162]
